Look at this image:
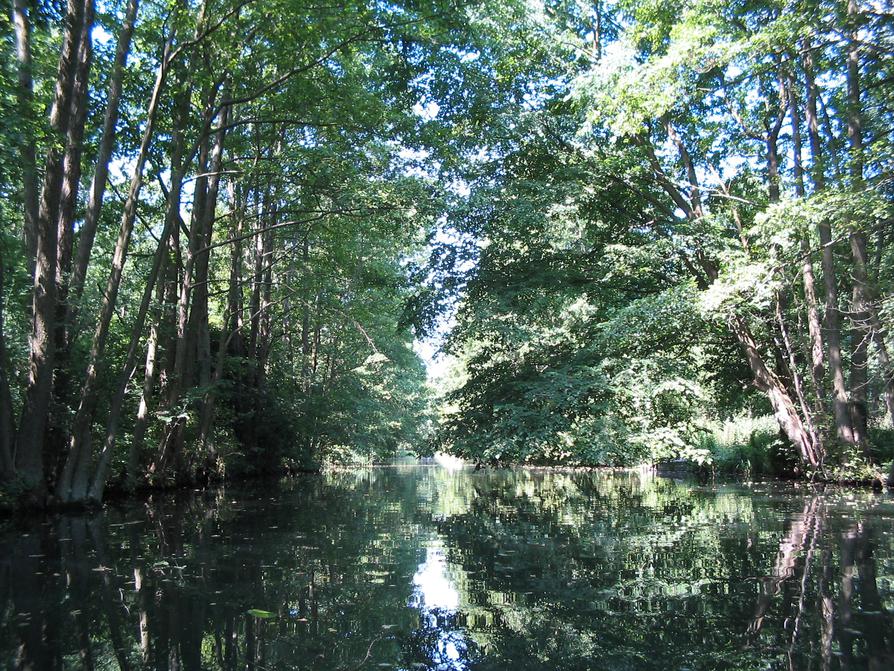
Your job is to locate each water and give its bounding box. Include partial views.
[2,466,893,670]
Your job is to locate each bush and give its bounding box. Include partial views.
[699,415,794,477]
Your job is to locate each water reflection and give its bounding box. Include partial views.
[0,467,892,669]
[412,545,460,611]
[409,544,470,669]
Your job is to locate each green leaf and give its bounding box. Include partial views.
[247,609,276,619]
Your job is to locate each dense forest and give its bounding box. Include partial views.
[0,0,893,507]
[432,0,894,482]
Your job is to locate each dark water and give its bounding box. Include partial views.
[2,466,894,670]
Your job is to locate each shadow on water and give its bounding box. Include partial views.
[1,467,893,670]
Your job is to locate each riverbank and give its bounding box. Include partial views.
[0,461,324,516]
[5,419,894,515]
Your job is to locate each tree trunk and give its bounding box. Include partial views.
[849,233,871,447]
[194,105,233,453]
[126,266,164,490]
[787,69,826,412]
[0,258,15,480]
[154,95,222,481]
[189,95,230,395]
[16,0,94,494]
[157,211,182,400]
[804,40,855,447]
[776,296,824,465]
[301,237,311,391]
[846,0,870,449]
[868,317,894,426]
[730,316,821,468]
[123,114,190,486]
[56,32,174,504]
[256,210,275,383]
[88,187,179,503]
[248,191,269,360]
[766,130,781,203]
[182,127,212,394]
[12,0,39,266]
[47,0,95,482]
[55,0,94,304]
[68,0,141,315]
[227,181,246,358]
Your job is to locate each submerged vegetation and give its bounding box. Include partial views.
[1,0,894,506]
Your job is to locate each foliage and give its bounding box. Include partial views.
[424,0,894,480]
[0,0,535,502]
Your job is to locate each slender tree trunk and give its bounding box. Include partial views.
[16,0,93,494]
[55,0,94,305]
[194,106,233,452]
[88,190,179,503]
[776,296,823,466]
[300,237,311,391]
[154,99,222,480]
[846,0,870,448]
[800,247,826,414]
[190,96,229,395]
[664,120,703,217]
[764,66,786,204]
[137,82,192,487]
[182,130,212,393]
[248,189,269,360]
[849,235,871,447]
[12,0,39,266]
[127,261,165,490]
[47,0,95,483]
[787,70,827,464]
[0,258,15,479]
[56,32,174,503]
[228,182,246,357]
[204,181,248,452]
[869,318,894,426]
[256,210,275,383]
[804,40,855,447]
[239,184,273,449]
[731,316,820,468]
[788,70,826,411]
[197,263,235,452]
[766,130,781,203]
[125,130,189,484]
[157,214,182,399]
[152,0,218,481]
[68,0,141,314]
[764,126,819,459]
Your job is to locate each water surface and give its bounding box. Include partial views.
[2,466,893,669]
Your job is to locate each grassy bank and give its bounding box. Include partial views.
[693,415,894,484]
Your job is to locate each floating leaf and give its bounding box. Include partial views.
[246,609,276,619]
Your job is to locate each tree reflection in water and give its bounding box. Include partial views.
[0,467,893,670]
